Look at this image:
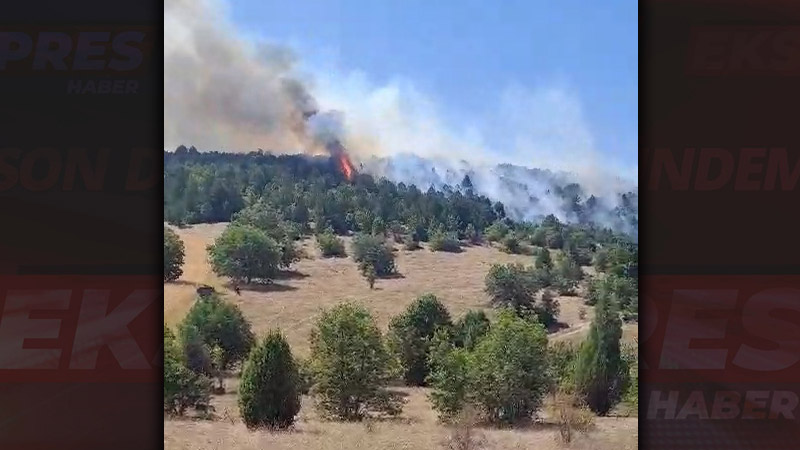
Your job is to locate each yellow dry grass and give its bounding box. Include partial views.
[164,222,638,449]
[165,381,637,450]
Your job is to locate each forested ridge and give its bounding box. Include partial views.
[164,147,637,253]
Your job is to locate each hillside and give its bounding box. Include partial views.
[164,222,637,450]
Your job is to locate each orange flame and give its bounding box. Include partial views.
[338,153,355,181]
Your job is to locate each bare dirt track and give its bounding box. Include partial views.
[164,223,638,450]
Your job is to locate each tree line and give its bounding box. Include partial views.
[164,148,635,253]
[165,290,636,429]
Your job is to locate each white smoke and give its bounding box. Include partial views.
[164,0,637,234]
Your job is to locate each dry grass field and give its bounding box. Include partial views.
[164,222,638,449]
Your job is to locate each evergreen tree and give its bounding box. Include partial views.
[164,227,185,281]
[308,303,402,420]
[238,331,301,429]
[387,294,453,386]
[573,292,627,415]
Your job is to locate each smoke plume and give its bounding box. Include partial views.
[165,0,637,234]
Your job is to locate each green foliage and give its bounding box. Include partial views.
[238,331,301,429]
[180,323,213,375]
[429,229,462,252]
[429,310,550,424]
[484,222,509,243]
[179,294,255,371]
[593,243,637,277]
[371,216,387,235]
[484,264,543,315]
[621,343,638,414]
[387,294,453,386]
[165,151,501,239]
[464,223,481,244]
[317,230,347,257]
[469,310,550,423]
[308,303,403,420]
[207,224,283,283]
[574,293,627,415]
[164,227,185,281]
[534,248,552,270]
[352,233,397,276]
[402,234,422,251]
[164,324,212,415]
[296,357,314,395]
[552,252,583,295]
[428,341,471,419]
[500,232,523,254]
[548,341,578,391]
[587,274,638,321]
[533,289,560,329]
[453,310,491,351]
[361,262,377,289]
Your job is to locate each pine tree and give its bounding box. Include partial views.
[573,291,626,415]
[238,331,301,429]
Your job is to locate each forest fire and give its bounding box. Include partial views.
[338,153,355,181]
[326,139,356,181]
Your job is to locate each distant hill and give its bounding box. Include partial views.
[362,153,638,238]
[164,147,637,240]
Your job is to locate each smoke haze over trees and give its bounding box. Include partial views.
[164,148,637,238]
[165,0,638,237]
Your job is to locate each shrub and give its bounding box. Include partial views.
[464,223,481,245]
[429,230,462,253]
[238,331,301,429]
[554,252,584,283]
[548,341,578,390]
[352,233,396,276]
[552,275,578,295]
[164,324,212,415]
[317,230,347,257]
[534,248,552,270]
[593,243,637,277]
[499,233,523,254]
[586,274,638,320]
[484,222,509,243]
[403,234,422,251]
[548,390,595,444]
[428,340,471,419]
[544,228,564,249]
[388,221,406,243]
[360,262,377,289]
[552,252,583,295]
[371,217,387,235]
[296,357,314,395]
[533,289,560,328]
[443,406,486,450]
[453,310,490,351]
[278,239,302,268]
[179,293,255,371]
[467,310,550,423]
[484,264,543,315]
[207,224,283,283]
[621,342,638,415]
[233,202,304,269]
[574,293,627,415]
[430,310,550,424]
[164,227,185,281]
[180,324,213,375]
[308,303,403,420]
[387,294,453,386]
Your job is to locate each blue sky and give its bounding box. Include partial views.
[224,0,637,177]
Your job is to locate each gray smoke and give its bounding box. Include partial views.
[165,0,638,236]
[363,154,638,237]
[165,0,324,153]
